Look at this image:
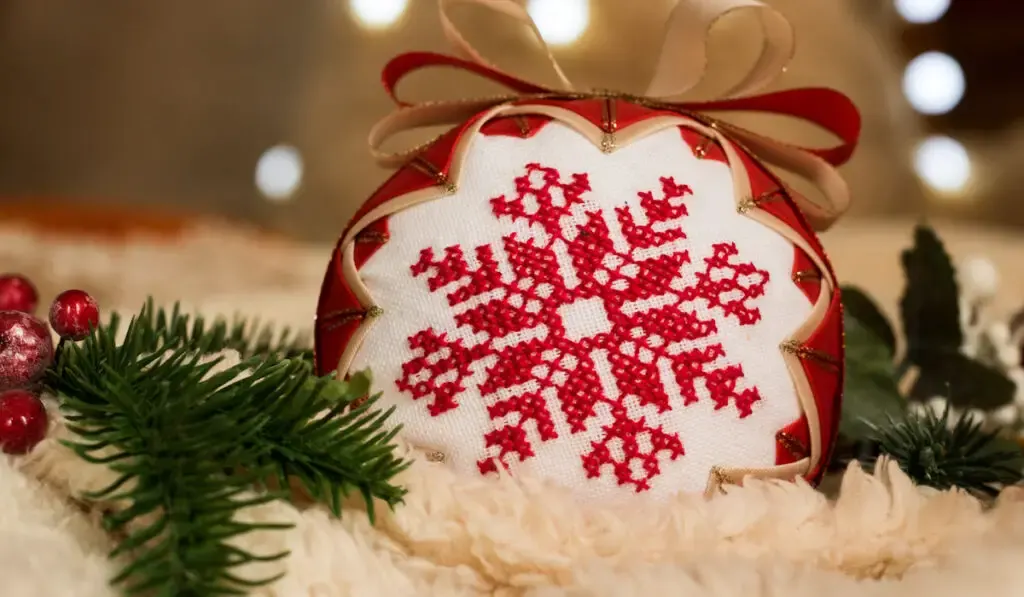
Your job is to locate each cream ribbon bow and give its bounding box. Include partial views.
[369,0,861,231]
[439,0,795,98]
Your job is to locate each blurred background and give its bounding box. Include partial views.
[2,0,1024,321]
[0,0,1020,240]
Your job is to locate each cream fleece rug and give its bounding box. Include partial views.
[5,222,1024,597]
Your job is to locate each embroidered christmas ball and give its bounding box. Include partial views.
[316,99,843,502]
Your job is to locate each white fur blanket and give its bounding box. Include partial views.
[12,422,1024,597]
[5,222,1024,597]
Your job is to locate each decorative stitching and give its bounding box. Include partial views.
[792,269,821,282]
[319,307,380,332]
[600,134,616,153]
[694,137,715,159]
[355,230,390,244]
[411,155,457,195]
[601,97,618,133]
[779,340,839,369]
[396,162,771,492]
[776,430,809,458]
[512,115,532,137]
[737,189,787,214]
[709,466,731,488]
[600,98,617,153]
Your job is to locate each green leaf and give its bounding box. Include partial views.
[841,314,905,440]
[309,369,374,405]
[345,370,373,400]
[899,224,962,359]
[890,224,1016,411]
[841,285,896,357]
[909,349,1016,410]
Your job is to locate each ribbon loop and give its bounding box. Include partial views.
[369,96,508,168]
[645,0,796,99]
[382,51,551,107]
[367,0,861,232]
[436,0,796,101]
[438,0,575,91]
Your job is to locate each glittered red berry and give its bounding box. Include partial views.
[0,274,39,314]
[0,311,54,390]
[0,389,48,454]
[49,289,100,341]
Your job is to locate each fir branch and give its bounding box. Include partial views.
[225,358,410,520]
[865,406,1024,497]
[130,298,313,361]
[46,302,409,596]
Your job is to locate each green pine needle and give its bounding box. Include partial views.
[122,298,314,360]
[45,301,409,597]
[865,405,1024,497]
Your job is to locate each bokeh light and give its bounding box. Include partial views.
[350,0,408,30]
[894,0,951,24]
[256,145,303,202]
[527,0,589,46]
[914,135,971,194]
[902,51,966,115]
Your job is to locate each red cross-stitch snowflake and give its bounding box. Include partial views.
[397,163,771,491]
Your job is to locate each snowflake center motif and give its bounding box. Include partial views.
[398,162,771,492]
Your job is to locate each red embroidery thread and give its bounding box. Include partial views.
[397,163,770,491]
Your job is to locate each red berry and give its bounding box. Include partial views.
[0,274,39,314]
[49,289,100,341]
[0,311,54,390]
[0,389,48,454]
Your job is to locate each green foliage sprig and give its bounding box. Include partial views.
[45,301,409,597]
[126,301,314,360]
[841,224,1023,493]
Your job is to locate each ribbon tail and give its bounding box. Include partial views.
[683,87,861,230]
[690,87,862,166]
[369,98,508,168]
[719,122,850,231]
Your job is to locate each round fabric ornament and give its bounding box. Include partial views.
[316,0,858,502]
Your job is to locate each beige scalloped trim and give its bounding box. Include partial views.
[336,103,838,495]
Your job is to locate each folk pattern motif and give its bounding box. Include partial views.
[397,163,770,491]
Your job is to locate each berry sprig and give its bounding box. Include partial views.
[0,273,99,455]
